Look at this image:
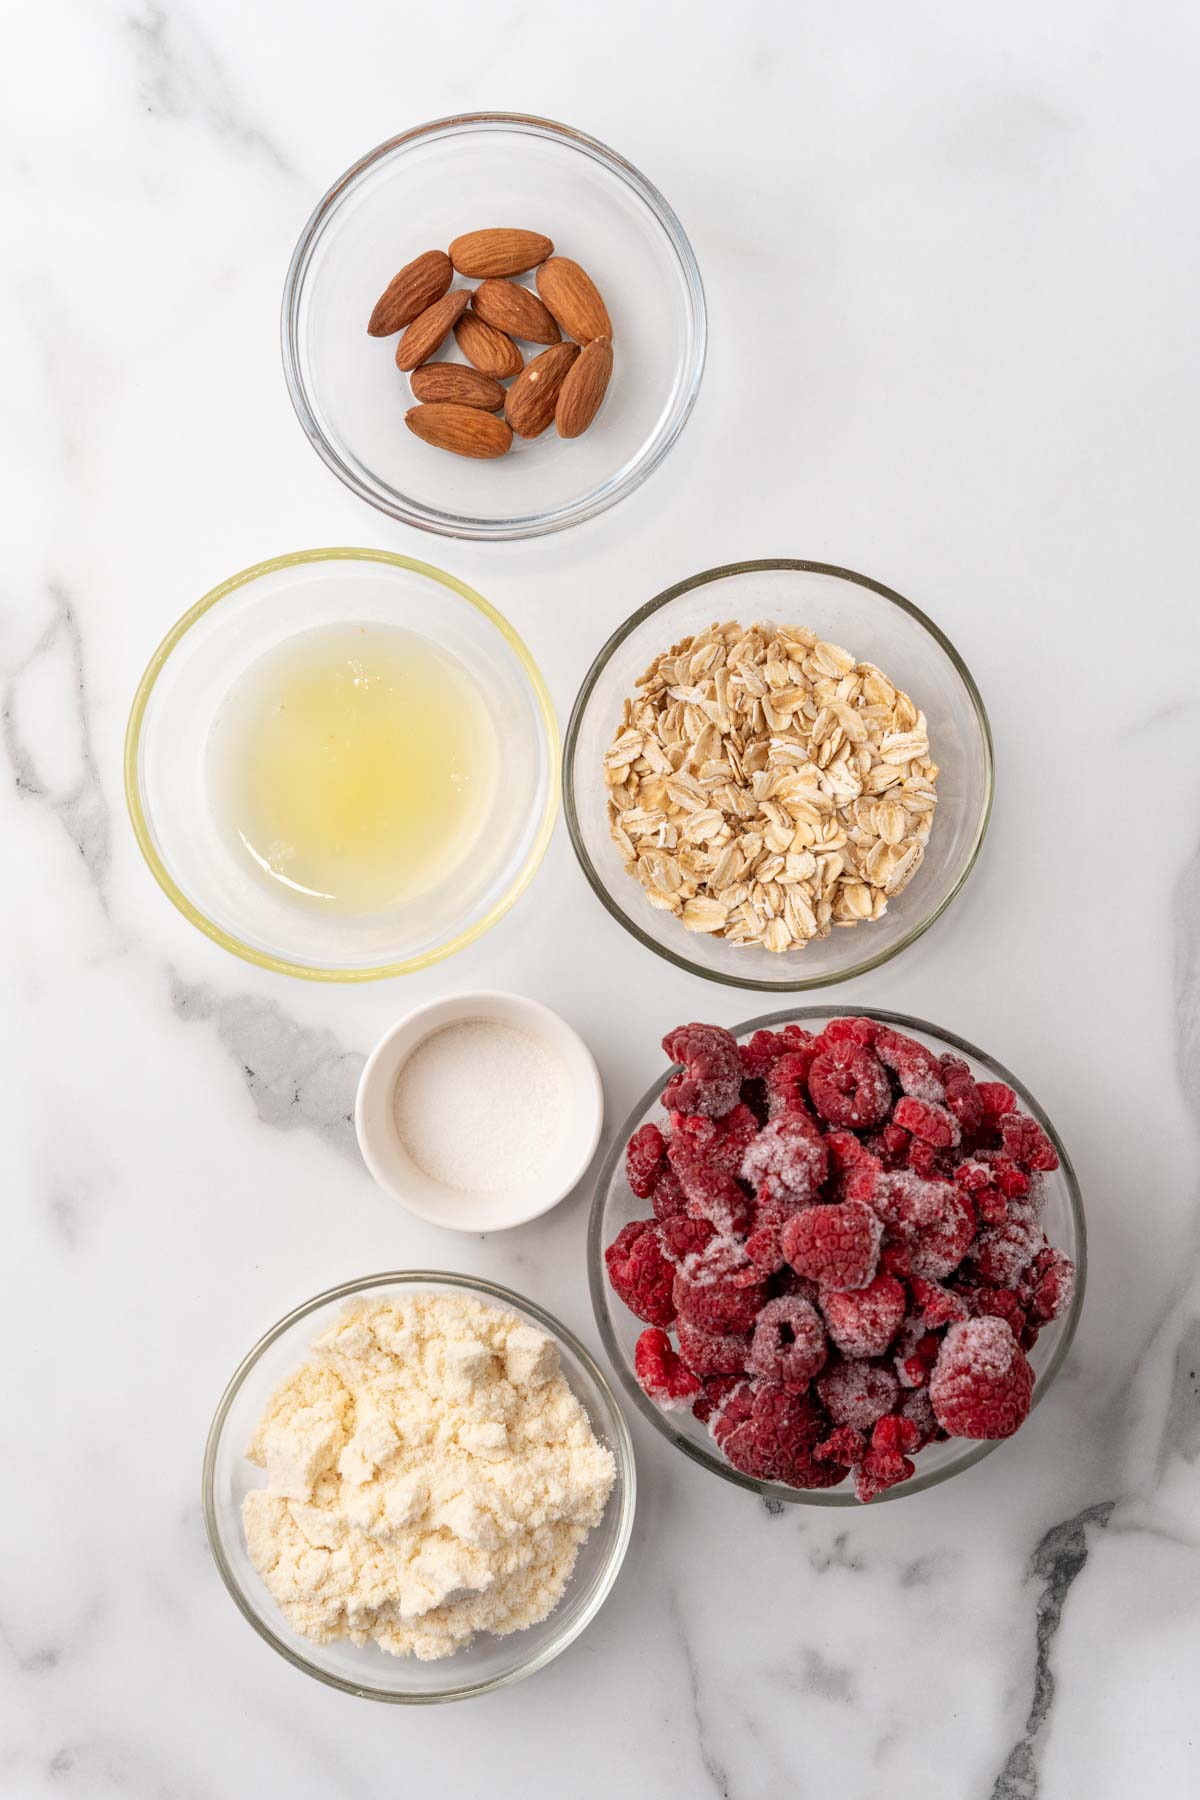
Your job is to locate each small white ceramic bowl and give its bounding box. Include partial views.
[356,991,604,1230]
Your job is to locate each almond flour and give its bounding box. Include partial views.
[241,1292,615,1661]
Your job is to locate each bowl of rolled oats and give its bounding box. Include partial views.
[563,561,993,990]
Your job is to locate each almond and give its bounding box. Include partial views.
[453,310,524,379]
[472,279,561,345]
[405,403,512,459]
[394,290,470,371]
[535,257,612,342]
[448,229,554,278]
[504,342,580,439]
[555,337,613,438]
[409,363,505,412]
[367,250,452,336]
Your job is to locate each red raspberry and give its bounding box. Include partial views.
[692,1374,742,1426]
[667,1137,754,1235]
[909,1276,967,1328]
[818,1016,879,1049]
[879,1241,912,1279]
[816,1357,900,1429]
[954,1284,1028,1339]
[871,1413,921,1456]
[714,1381,845,1488]
[814,1425,866,1466]
[748,1295,828,1386]
[808,1043,892,1129]
[874,1026,946,1102]
[649,1164,687,1221]
[894,1095,961,1149]
[634,1328,701,1409]
[944,1070,984,1137]
[820,1275,906,1358]
[738,1029,789,1080]
[671,1103,759,1176]
[744,1222,785,1273]
[899,1385,938,1448]
[741,1113,829,1205]
[661,1022,742,1119]
[855,1446,915,1502]
[781,1200,882,1292]
[989,1156,1032,1201]
[780,1023,819,1053]
[977,1081,1017,1127]
[625,1123,666,1199]
[1000,1112,1059,1172]
[765,1051,819,1118]
[604,1220,676,1326]
[658,1214,717,1264]
[892,1321,942,1388]
[825,1129,881,1177]
[929,1317,1034,1439]
[907,1136,956,1180]
[955,1159,993,1194]
[909,1186,976,1281]
[677,1316,752,1378]
[1022,1246,1076,1322]
[874,1120,912,1168]
[971,1203,1041,1288]
[673,1238,767,1336]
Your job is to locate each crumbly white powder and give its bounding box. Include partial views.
[241,1292,615,1661]
[392,1020,570,1193]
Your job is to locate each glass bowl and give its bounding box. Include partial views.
[588,1007,1085,1506]
[282,112,706,540]
[564,559,994,991]
[124,548,558,981]
[203,1272,635,1702]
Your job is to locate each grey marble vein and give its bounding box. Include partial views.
[668,1592,733,1800]
[808,1531,864,1573]
[170,976,363,1159]
[799,1647,855,1704]
[128,0,296,176]
[990,1500,1116,1800]
[2,583,110,907]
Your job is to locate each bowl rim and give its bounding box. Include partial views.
[587,1005,1086,1506]
[123,546,560,982]
[202,1269,637,1702]
[354,989,606,1230]
[280,110,708,541]
[563,557,995,991]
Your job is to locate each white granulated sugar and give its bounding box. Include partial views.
[242,1292,615,1661]
[392,1020,570,1193]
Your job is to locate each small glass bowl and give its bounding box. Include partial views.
[124,548,558,982]
[565,560,994,991]
[203,1272,636,1702]
[588,1007,1086,1506]
[282,112,706,540]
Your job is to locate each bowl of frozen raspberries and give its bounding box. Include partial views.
[589,1010,1084,1504]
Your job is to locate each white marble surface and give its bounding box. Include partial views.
[4,2,1199,1794]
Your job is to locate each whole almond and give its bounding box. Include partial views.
[453,310,524,378]
[449,229,554,278]
[394,289,470,371]
[504,342,580,439]
[535,257,612,342]
[367,250,452,336]
[409,363,505,412]
[472,279,561,346]
[555,337,613,438]
[405,403,512,459]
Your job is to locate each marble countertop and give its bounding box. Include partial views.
[6,3,1199,1795]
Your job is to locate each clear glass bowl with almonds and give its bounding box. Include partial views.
[564,561,994,991]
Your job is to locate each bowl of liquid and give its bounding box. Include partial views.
[125,549,558,979]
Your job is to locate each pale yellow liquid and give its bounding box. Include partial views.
[208,623,496,913]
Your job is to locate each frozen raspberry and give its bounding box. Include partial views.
[907,1136,956,1180]
[977,1081,1017,1127]
[605,1220,676,1326]
[625,1123,666,1199]
[893,1321,942,1388]
[673,1238,767,1336]
[955,1159,992,1194]
[894,1095,961,1149]
[874,1120,912,1168]
[744,1222,785,1273]
[871,1413,921,1457]
[875,1026,946,1102]
[741,1113,829,1205]
[989,1155,1031,1201]
[815,1425,866,1466]
[764,1051,817,1119]
[957,1160,1007,1226]
[871,1170,954,1238]
[943,1069,984,1137]
[825,1129,880,1177]
[1023,1246,1076,1323]
[662,1022,742,1118]
[909,1276,967,1328]
[953,1283,1028,1339]
[929,1317,1034,1439]
[649,1164,687,1221]
[748,1295,828,1386]
[879,1241,912,1279]
[908,1186,976,1281]
[899,1385,938,1447]
[671,1103,760,1176]
[821,1274,906,1358]
[739,1029,789,1080]
[939,1053,971,1081]
[808,1043,892,1129]
[818,1016,879,1049]
[714,1381,844,1488]
[781,1200,882,1292]
[692,1373,742,1426]
[677,1316,752,1378]
[1000,1112,1059,1172]
[971,1202,1042,1287]
[658,1214,717,1264]
[816,1357,900,1429]
[634,1328,702,1409]
[668,1138,754,1235]
[855,1446,915,1502]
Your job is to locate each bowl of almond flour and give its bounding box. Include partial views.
[202,1272,635,1701]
